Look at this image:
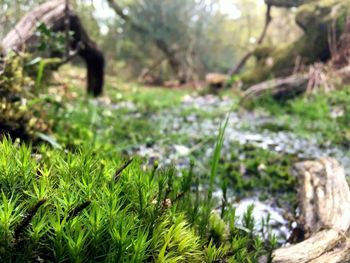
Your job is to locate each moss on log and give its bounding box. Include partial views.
[242,0,350,87]
[1,0,105,96]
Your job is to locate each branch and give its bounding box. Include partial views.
[106,0,129,21]
[264,0,304,7]
[107,0,148,34]
[228,4,272,76]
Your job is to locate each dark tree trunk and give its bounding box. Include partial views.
[1,0,105,97]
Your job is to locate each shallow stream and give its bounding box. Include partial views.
[105,94,350,241]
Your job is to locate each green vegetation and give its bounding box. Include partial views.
[0,60,283,262]
[248,88,350,147]
[0,136,276,262]
[0,54,50,141]
[0,57,288,261]
[4,0,348,261]
[221,143,297,204]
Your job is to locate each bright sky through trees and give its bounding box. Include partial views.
[92,0,266,24]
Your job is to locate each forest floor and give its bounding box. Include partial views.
[44,65,350,242]
[3,64,350,261]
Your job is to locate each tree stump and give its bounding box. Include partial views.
[1,0,104,96]
[273,158,350,263]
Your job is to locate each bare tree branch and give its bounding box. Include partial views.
[264,0,305,7]
[107,0,188,83]
[106,0,129,21]
[228,4,272,76]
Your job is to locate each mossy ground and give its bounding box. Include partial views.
[0,63,304,262]
[248,87,350,147]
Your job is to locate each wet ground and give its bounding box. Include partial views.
[131,95,350,172]
[99,94,350,242]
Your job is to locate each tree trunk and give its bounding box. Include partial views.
[1,0,105,97]
[273,158,350,263]
[241,0,350,87]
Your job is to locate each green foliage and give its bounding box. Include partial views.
[35,22,68,56]
[0,54,50,140]
[204,240,230,263]
[209,212,227,245]
[208,115,229,201]
[248,86,350,146]
[152,215,202,262]
[0,137,273,262]
[220,143,297,205]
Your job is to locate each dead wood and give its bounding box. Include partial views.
[240,74,309,103]
[272,158,350,263]
[1,0,104,96]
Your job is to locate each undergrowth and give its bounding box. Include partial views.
[246,87,350,147]
[0,54,50,140]
[0,60,286,262]
[0,137,277,262]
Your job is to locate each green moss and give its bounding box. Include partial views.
[219,142,297,206]
[0,54,50,140]
[241,0,350,86]
[248,85,350,147]
[0,137,272,262]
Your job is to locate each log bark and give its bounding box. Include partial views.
[272,158,350,263]
[1,0,104,96]
[240,74,309,103]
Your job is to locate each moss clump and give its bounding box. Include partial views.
[0,137,274,262]
[221,143,297,206]
[0,54,50,140]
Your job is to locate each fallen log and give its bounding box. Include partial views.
[240,74,309,104]
[1,0,104,96]
[272,158,350,263]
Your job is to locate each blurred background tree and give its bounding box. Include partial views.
[0,0,304,84]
